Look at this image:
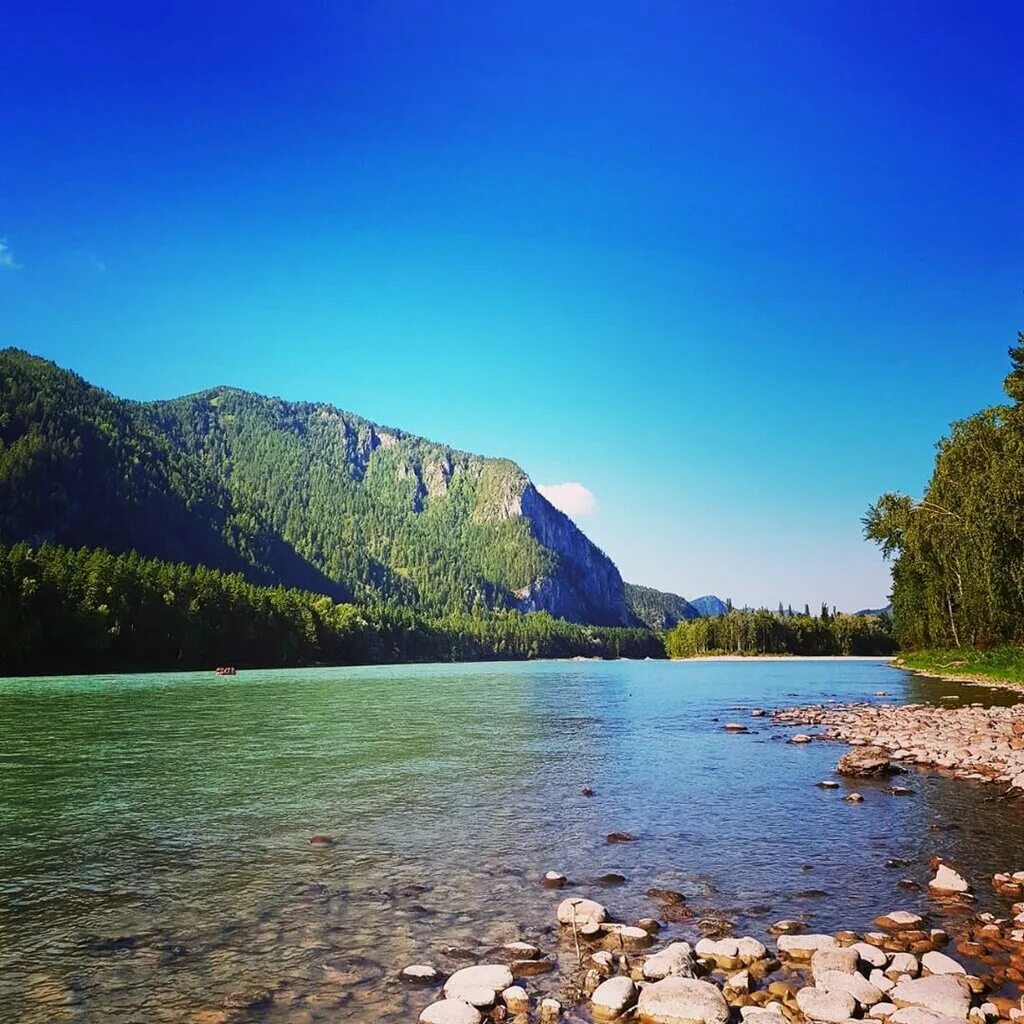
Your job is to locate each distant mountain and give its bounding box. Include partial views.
[0,349,630,625]
[689,595,730,617]
[625,583,700,630]
[855,605,893,618]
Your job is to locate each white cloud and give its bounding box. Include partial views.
[0,239,21,269]
[537,481,598,517]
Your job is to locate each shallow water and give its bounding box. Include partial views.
[1,659,1022,1023]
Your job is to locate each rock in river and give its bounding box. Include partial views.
[929,865,970,895]
[402,964,440,984]
[837,746,901,777]
[637,977,730,1024]
[556,897,607,926]
[591,976,638,1018]
[420,1000,483,1024]
[443,964,514,1007]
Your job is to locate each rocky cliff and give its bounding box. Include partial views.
[0,348,632,625]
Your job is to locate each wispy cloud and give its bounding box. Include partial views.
[0,239,21,269]
[537,481,598,517]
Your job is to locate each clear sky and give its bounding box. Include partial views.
[2,2,1021,611]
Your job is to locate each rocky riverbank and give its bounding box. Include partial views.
[772,702,1024,793]
[406,863,1024,1024]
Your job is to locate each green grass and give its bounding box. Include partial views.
[898,646,1024,685]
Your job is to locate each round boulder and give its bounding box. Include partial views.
[557,897,608,927]
[419,1000,483,1024]
[837,746,901,777]
[637,976,730,1024]
[443,964,514,1007]
[592,976,638,1018]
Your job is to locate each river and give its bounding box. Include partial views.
[1,659,1021,1022]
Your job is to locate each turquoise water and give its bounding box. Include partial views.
[1,659,1021,1022]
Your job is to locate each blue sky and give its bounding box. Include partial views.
[2,2,1021,610]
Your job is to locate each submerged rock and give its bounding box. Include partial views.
[402,964,440,984]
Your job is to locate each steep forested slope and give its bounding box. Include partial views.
[625,582,700,629]
[0,349,629,624]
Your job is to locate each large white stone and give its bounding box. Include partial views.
[890,976,970,1019]
[812,947,860,980]
[637,976,730,1024]
[871,970,896,994]
[736,936,769,963]
[870,1004,899,1019]
[889,1009,967,1024]
[557,897,608,926]
[930,865,970,895]
[592,976,638,1018]
[818,969,885,1006]
[777,934,839,958]
[420,1000,483,1024]
[696,938,739,960]
[887,953,921,980]
[921,951,967,976]
[852,943,890,969]
[796,986,858,1023]
[643,942,697,981]
[443,964,514,1006]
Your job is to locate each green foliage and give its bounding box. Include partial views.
[624,582,699,629]
[0,542,664,676]
[664,608,895,657]
[898,646,1024,686]
[865,336,1024,649]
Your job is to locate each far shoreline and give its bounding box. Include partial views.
[668,654,895,663]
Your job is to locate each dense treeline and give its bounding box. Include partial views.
[0,542,663,676]
[865,334,1024,650]
[664,607,895,657]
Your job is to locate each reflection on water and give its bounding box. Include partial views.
[1,660,1022,1022]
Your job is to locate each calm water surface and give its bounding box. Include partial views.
[2,659,1022,1023]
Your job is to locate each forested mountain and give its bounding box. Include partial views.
[865,334,1024,650]
[625,582,700,629]
[0,349,629,624]
[689,594,730,617]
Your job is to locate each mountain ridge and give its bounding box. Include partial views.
[0,348,630,625]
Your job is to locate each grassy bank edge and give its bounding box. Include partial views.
[897,646,1024,687]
